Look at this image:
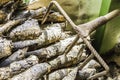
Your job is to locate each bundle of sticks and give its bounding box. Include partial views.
[0,0,119,80]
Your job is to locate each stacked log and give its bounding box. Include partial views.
[0,0,119,80]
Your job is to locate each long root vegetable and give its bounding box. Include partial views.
[82,59,101,69]
[78,60,101,79]
[37,24,68,46]
[47,12,65,23]
[14,7,65,23]
[13,10,30,19]
[0,19,25,36]
[29,7,47,18]
[47,68,73,80]
[61,60,101,80]
[13,39,38,49]
[29,7,65,23]
[48,45,85,70]
[0,48,28,67]
[77,68,96,80]
[0,38,12,59]
[11,45,86,80]
[10,55,39,75]
[11,63,51,80]
[9,19,41,41]
[0,55,39,80]
[25,36,85,59]
[14,7,46,19]
[47,59,100,80]
[13,23,69,49]
[0,67,11,80]
[62,67,78,80]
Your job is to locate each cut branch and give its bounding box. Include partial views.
[47,68,73,80]
[0,48,28,67]
[9,19,41,41]
[13,23,69,49]
[11,45,87,80]
[0,19,25,36]
[10,55,39,75]
[0,55,39,80]
[25,35,89,59]
[0,38,12,59]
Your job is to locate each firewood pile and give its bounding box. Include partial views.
[0,0,119,80]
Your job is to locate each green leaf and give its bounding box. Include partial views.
[94,0,120,54]
[23,0,29,4]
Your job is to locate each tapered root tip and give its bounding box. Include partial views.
[104,9,120,20]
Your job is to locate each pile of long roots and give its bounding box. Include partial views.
[0,0,119,80]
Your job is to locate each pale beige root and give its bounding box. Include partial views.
[62,67,78,80]
[30,7,65,22]
[0,19,25,36]
[38,11,65,23]
[40,23,66,30]
[14,7,46,19]
[83,59,101,69]
[11,44,86,80]
[48,44,86,70]
[0,48,28,67]
[13,10,30,20]
[47,48,88,80]
[28,7,46,17]
[10,63,51,80]
[13,23,69,49]
[10,55,39,75]
[0,55,39,80]
[25,35,85,59]
[77,68,96,80]
[48,68,73,80]
[9,19,41,41]
[48,12,65,22]
[62,60,101,80]
[75,60,101,80]
[37,23,68,45]
[15,7,65,22]
[0,38,12,59]
[13,39,38,49]
[0,67,11,80]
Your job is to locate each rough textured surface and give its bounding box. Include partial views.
[9,19,41,41]
[48,68,73,80]
[10,55,39,75]
[0,67,11,80]
[0,48,28,67]
[13,23,69,49]
[25,36,84,59]
[11,63,51,80]
[0,55,39,80]
[62,68,78,80]
[0,38,12,59]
